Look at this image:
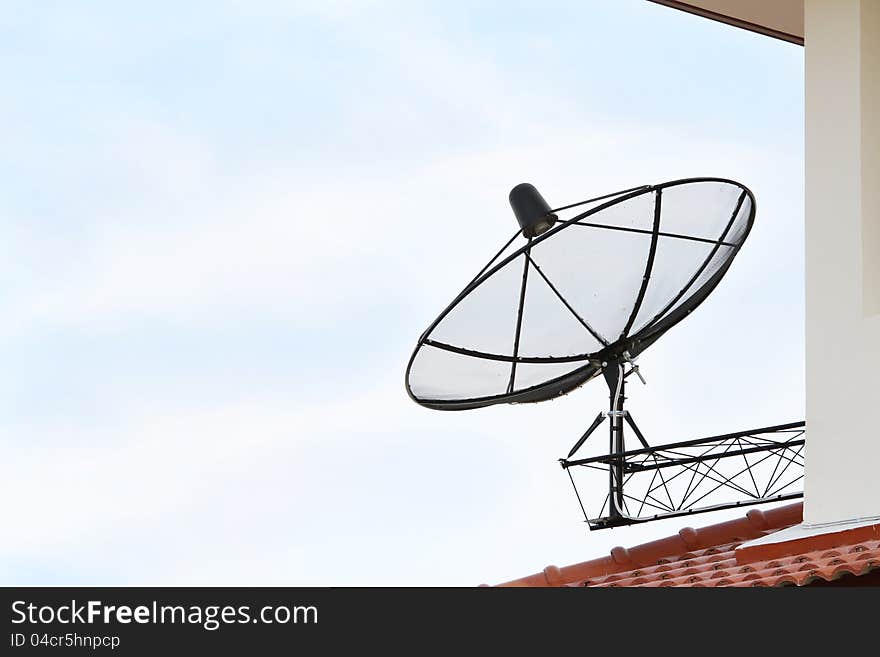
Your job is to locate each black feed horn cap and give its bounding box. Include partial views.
[509,183,557,238]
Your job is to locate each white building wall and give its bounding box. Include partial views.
[804,0,880,524]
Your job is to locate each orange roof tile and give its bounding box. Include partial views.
[496,503,880,587]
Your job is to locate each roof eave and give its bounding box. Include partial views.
[646,0,804,46]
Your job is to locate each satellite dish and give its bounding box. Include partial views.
[406,178,755,411]
[405,176,806,529]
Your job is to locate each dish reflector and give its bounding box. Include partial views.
[406,178,755,410]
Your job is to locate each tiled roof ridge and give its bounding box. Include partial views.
[496,503,804,587]
[590,544,880,587]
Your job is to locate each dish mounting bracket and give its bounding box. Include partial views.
[559,358,805,530]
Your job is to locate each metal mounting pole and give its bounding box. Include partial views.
[603,361,626,519]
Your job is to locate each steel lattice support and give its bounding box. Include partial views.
[560,421,805,530]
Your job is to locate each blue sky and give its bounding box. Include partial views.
[1,1,803,585]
